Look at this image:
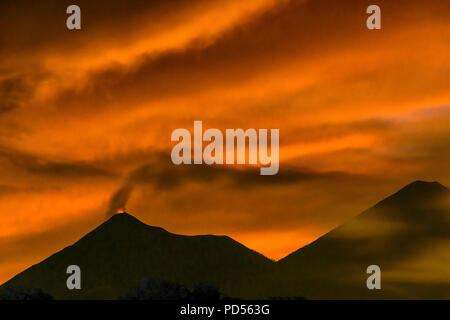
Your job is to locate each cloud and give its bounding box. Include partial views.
[0,146,116,179]
[103,150,371,222]
[383,241,450,284]
[0,75,33,114]
[111,151,359,191]
[29,0,449,117]
[0,0,214,56]
[104,152,328,215]
[281,118,393,145]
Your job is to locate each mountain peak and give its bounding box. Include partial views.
[105,212,144,225]
[109,211,138,221]
[100,212,170,235]
[396,180,447,196]
[370,180,449,213]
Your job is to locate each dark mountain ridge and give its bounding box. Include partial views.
[277,180,450,299]
[1,212,275,299]
[1,180,449,299]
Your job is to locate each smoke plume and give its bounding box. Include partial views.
[107,184,133,216]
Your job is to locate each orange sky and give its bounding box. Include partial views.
[0,0,449,283]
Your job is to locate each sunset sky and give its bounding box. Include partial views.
[0,0,449,283]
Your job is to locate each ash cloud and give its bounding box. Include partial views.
[105,152,361,216]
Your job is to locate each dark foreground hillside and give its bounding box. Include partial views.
[1,213,275,299]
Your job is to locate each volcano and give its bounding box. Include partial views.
[0,212,275,299]
[277,180,450,299]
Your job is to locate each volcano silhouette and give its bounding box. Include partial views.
[1,212,274,299]
[1,181,449,299]
[277,180,450,299]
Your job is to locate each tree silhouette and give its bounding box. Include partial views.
[0,287,53,300]
[121,277,224,300]
[190,283,221,300]
[121,278,190,300]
